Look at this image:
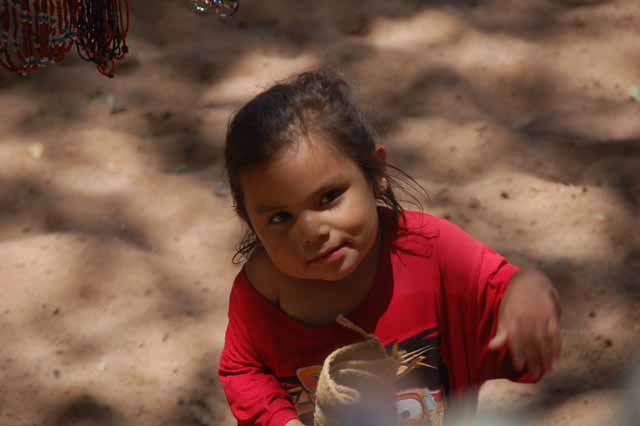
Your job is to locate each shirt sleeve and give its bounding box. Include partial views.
[218,283,299,426]
[434,219,535,393]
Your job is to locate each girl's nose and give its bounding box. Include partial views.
[297,211,330,246]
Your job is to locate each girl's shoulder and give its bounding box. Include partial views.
[397,209,443,238]
[391,210,479,259]
[397,210,492,266]
[243,247,283,305]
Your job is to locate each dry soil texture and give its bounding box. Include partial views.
[1,1,639,425]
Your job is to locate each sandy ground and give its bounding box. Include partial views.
[1,0,639,425]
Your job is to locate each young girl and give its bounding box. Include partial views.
[218,71,561,426]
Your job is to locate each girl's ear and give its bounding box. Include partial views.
[374,144,388,193]
[374,144,387,165]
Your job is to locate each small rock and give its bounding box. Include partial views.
[106,94,127,114]
[53,369,61,379]
[174,164,192,174]
[629,84,640,104]
[28,143,44,159]
[500,191,510,200]
[468,197,481,209]
[604,338,613,347]
[52,308,60,315]
[588,311,597,318]
[214,181,229,197]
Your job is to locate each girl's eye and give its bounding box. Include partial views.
[268,212,291,225]
[320,189,343,206]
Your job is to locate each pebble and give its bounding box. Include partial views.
[595,213,607,222]
[468,197,481,209]
[106,95,127,114]
[28,143,44,159]
[214,181,230,197]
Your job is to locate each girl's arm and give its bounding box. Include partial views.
[219,285,299,426]
[488,268,562,379]
[434,216,559,387]
[218,329,299,426]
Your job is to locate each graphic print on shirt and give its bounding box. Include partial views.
[282,328,446,426]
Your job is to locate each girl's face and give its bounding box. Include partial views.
[240,136,385,282]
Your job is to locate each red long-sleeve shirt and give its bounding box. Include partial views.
[219,210,533,426]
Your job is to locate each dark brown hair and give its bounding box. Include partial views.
[225,70,423,263]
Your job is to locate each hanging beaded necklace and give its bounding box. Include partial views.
[0,0,76,75]
[71,0,129,77]
[0,0,129,77]
[0,0,239,77]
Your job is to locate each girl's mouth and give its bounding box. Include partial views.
[309,243,348,263]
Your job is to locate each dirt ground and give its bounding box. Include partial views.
[1,0,639,425]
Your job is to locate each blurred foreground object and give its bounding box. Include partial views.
[0,0,129,77]
[191,0,239,17]
[619,362,640,426]
[313,316,400,426]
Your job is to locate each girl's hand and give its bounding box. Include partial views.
[285,419,306,426]
[488,268,562,379]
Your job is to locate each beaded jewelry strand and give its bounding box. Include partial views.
[0,0,129,77]
[192,0,239,17]
[0,0,75,75]
[70,0,130,78]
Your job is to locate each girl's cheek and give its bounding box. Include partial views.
[346,195,377,228]
[266,234,294,259]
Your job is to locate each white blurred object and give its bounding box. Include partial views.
[619,362,640,426]
[28,143,44,159]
